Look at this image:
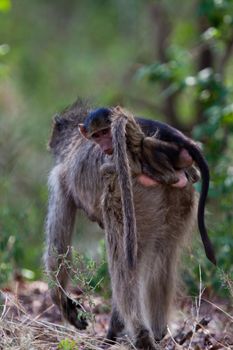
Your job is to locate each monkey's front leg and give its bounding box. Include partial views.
[45,166,88,330]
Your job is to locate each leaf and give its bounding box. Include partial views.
[202,27,220,41]
[0,0,11,12]
[58,338,78,350]
[0,44,10,56]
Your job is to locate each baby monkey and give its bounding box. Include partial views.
[79,107,196,188]
[79,106,216,266]
[79,107,192,188]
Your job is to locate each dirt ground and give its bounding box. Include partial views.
[0,280,232,349]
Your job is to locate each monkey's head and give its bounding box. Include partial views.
[79,108,113,155]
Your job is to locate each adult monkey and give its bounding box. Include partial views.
[78,106,215,348]
[45,100,212,348]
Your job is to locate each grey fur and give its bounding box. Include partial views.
[111,112,137,269]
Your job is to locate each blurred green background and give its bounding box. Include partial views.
[0,0,233,298]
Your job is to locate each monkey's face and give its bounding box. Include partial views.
[91,128,113,155]
[79,124,113,155]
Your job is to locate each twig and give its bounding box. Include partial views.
[177,317,211,345]
[167,325,183,349]
[187,264,205,349]
[202,298,233,322]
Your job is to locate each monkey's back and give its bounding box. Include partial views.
[134,181,197,243]
[134,181,197,289]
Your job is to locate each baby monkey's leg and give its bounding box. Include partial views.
[141,137,197,187]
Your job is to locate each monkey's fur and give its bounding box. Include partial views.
[45,100,197,349]
[102,110,137,270]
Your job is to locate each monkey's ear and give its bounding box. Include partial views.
[78,124,88,139]
[54,114,68,131]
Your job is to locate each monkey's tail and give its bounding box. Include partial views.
[111,108,137,269]
[194,152,217,265]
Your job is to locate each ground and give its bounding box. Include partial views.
[0,280,232,350]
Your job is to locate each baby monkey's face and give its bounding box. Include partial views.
[90,127,113,155]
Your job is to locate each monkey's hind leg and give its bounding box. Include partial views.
[107,309,157,350]
[110,274,157,350]
[106,306,125,343]
[134,329,159,350]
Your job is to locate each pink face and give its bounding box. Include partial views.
[91,127,113,155]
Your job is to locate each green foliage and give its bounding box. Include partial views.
[193,3,233,286]
[48,246,110,322]
[74,243,110,296]
[88,239,110,297]
[0,43,10,78]
[137,46,190,87]
[136,0,233,296]
[0,113,46,283]
[198,0,233,30]
[0,199,43,284]
[58,338,78,350]
[0,0,11,13]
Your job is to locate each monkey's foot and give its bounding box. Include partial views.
[134,329,157,350]
[154,332,167,342]
[137,174,160,187]
[171,170,188,188]
[63,296,88,330]
[153,325,167,343]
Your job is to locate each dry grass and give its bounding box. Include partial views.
[0,282,232,350]
[0,288,124,350]
[0,313,116,350]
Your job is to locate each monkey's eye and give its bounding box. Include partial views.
[101,128,110,135]
[92,132,100,139]
[92,128,110,139]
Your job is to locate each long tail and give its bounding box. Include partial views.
[111,109,137,269]
[196,154,217,265]
[169,128,216,266]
